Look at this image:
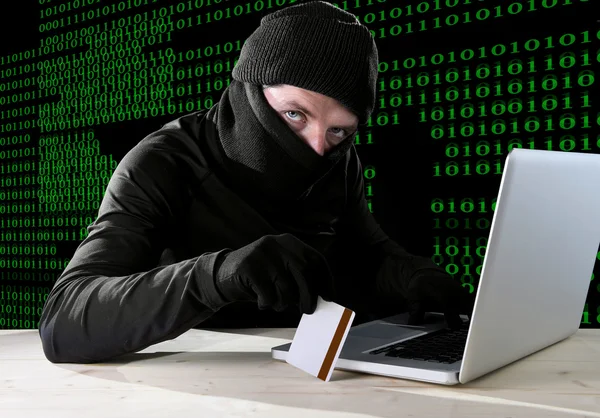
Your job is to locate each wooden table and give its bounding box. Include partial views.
[1,328,600,417]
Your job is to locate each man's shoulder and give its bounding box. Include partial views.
[159,110,210,134]
[104,111,215,219]
[133,111,212,163]
[114,111,214,191]
[143,110,210,150]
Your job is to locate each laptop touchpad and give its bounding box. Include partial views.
[351,323,426,340]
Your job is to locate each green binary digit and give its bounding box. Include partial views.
[581,303,591,324]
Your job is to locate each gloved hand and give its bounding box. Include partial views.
[406,271,475,329]
[213,234,335,314]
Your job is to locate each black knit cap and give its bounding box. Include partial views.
[232,0,379,125]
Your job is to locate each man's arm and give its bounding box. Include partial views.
[334,147,447,317]
[39,136,228,364]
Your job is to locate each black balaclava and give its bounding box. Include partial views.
[207,0,379,211]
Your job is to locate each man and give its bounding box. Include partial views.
[39,0,473,364]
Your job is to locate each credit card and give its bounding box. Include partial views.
[286,296,355,382]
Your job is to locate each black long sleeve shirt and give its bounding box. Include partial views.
[38,110,445,363]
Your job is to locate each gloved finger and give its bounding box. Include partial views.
[444,311,463,330]
[271,275,297,312]
[407,301,425,325]
[411,275,447,309]
[317,268,335,303]
[300,293,319,315]
[427,276,469,317]
[318,276,334,302]
[251,279,278,311]
[302,249,335,303]
[286,261,318,315]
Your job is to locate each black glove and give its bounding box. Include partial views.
[213,234,335,314]
[406,271,475,330]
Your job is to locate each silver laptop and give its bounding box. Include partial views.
[272,148,600,385]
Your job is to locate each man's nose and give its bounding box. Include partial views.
[304,127,329,156]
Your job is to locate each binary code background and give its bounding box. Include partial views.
[0,0,598,329]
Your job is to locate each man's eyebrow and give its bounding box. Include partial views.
[279,100,358,131]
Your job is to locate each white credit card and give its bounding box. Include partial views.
[286,296,355,382]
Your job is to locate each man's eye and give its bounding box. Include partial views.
[282,113,349,138]
[333,128,348,139]
[285,111,302,121]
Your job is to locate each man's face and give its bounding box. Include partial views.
[263,84,359,157]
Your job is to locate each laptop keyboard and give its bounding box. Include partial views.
[368,325,469,364]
